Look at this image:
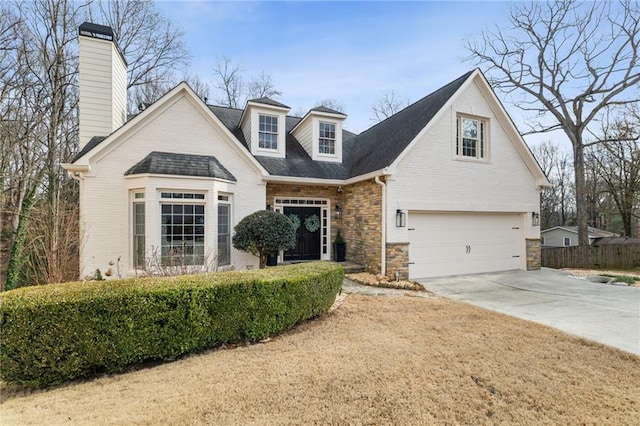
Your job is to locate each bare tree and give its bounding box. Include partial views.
[1,0,84,290]
[212,56,243,108]
[466,0,640,245]
[88,0,190,111]
[212,57,281,108]
[183,73,210,101]
[247,71,281,100]
[371,90,409,122]
[1,0,192,289]
[531,141,575,228]
[589,114,640,237]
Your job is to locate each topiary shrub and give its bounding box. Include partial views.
[232,210,296,268]
[0,262,343,389]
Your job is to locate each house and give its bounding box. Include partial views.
[540,226,618,248]
[62,22,550,280]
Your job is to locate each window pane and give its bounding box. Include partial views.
[462,138,476,157]
[259,115,278,149]
[462,118,478,139]
[161,203,206,266]
[218,203,231,266]
[319,122,336,155]
[133,202,145,269]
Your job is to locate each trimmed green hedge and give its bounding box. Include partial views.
[0,262,343,388]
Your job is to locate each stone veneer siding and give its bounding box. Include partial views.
[341,179,382,273]
[386,242,409,280]
[266,180,382,274]
[526,238,541,270]
[266,183,342,252]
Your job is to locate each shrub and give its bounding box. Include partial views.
[0,262,343,388]
[232,210,296,268]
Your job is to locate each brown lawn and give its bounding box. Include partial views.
[1,294,639,425]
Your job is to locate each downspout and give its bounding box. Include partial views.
[374,175,386,276]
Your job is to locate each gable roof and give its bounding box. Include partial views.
[67,70,547,185]
[72,136,106,163]
[66,82,267,176]
[207,106,357,180]
[309,105,347,116]
[204,70,474,180]
[247,97,290,109]
[350,70,473,177]
[124,151,236,181]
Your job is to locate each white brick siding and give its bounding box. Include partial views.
[78,93,265,278]
[386,78,542,270]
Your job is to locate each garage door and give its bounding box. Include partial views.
[408,212,524,279]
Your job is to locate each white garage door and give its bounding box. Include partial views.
[408,212,524,279]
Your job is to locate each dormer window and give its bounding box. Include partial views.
[319,122,336,155]
[240,98,289,158]
[258,114,278,150]
[291,107,346,163]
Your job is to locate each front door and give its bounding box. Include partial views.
[283,206,322,261]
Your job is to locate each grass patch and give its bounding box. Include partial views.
[601,273,640,285]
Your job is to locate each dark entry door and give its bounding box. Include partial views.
[283,206,321,261]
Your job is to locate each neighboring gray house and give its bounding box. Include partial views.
[541,226,618,248]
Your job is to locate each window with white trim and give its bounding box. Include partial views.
[217,195,231,266]
[160,192,205,266]
[258,114,278,150]
[132,191,145,269]
[456,115,488,160]
[319,122,336,155]
[563,237,571,247]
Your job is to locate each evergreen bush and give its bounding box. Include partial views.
[232,210,296,268]
[0,262,342,388]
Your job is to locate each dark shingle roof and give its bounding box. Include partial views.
[349,70,474,177]
[309,106,347,116]
[124,151,236,181]
[247,97,290,109]
[72,70,476,181]
[72,136,106,162]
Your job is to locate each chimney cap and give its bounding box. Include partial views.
[79,22,127,66]
[79,22,116,42]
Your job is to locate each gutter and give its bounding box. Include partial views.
[263,168,390,186]
[61,163,90,180]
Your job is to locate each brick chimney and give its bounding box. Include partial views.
[78,22,127,149]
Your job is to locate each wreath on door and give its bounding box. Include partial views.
[288,214,301,230]
[304,214,321,232]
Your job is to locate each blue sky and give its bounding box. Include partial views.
[156,1,521,135]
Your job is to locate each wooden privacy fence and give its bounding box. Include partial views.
[542,244,640,270]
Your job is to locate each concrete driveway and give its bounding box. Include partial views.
[418,268,640,356]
